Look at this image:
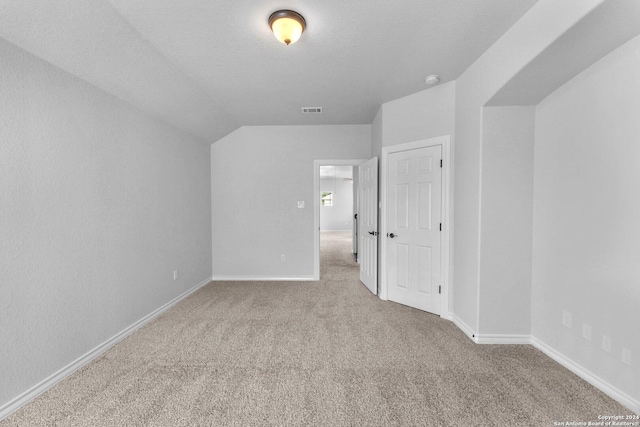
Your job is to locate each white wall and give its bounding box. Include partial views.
[370,82,456,159]
[320,174,353,231]
[211,125,370,279]
[447,0,640,408]
[532,34,640,404]
[371,107,382,159]
[453,0,607,334]
[0,39,212,410]
[478,106,535,335]
[381,82,456,153]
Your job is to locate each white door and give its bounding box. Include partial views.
[386,146,442,314]
[359,157,378,294]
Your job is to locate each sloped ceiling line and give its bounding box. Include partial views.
[0,0,539,142]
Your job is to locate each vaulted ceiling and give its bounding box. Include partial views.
[0,0,537,142]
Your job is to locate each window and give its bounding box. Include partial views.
[321,191,333,206]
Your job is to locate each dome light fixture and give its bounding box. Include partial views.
[269,10,306,46]
[425,75,441,85]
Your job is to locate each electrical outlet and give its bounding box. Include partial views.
[602,335,612,353]
[622,348,632,366]
[281,254,286,262]
[562,311,572,328]
[297,201,305,208]
[582,323,592,341]
[173,270,178,281]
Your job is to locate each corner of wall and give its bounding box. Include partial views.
[371,106,383,159]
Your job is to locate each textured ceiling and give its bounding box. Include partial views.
[0,0,537,142]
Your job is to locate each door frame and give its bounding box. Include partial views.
[379,136,451,318]
[313,159,367,280]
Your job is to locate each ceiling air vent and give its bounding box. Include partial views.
[302,107,322,114]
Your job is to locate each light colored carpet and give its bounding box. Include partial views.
[1,231,629,426]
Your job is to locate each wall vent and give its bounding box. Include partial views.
[302,107,322,114]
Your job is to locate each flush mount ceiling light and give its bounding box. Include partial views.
[425,75,441,85]
[269,10,306,46]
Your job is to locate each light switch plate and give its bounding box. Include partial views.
[297,201,305,208]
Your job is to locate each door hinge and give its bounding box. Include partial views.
[439,223,442,231]
[440,159,443,168]
[439,285,441,294]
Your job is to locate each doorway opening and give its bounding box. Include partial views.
[313,159,366,280]
[320,165,355,261]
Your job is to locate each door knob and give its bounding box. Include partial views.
[387,233,397,238]
[368,231,378,236]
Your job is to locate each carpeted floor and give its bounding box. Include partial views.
[1,231,630,426]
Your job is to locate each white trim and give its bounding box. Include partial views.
[531,336,640,415]
[449,318,640,414]
[474,334,531,344]
[380,136,451,318]
[451,314,477,342]
[313,159,367,281]
[211,276,315,281]
[476,109,484,339]
[0,276,212,422]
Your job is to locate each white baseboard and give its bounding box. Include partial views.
[451,314,477,342]
[211,276,316,281]
[0,276,212,422]
[450,316,534,345]
[448,318,639,414]
[530,336,640,415]
[474,334,531,344]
